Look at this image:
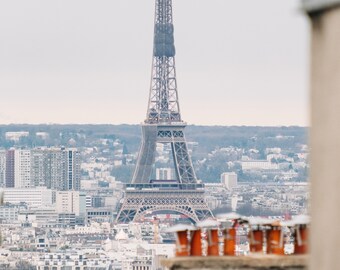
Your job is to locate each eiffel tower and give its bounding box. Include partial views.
[116,0,212,223]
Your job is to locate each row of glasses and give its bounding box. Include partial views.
[166,213,309,257]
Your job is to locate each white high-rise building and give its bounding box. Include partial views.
[14,149,32,188]
[48,147,67,190]
[56,191,86,216]
[65,148,81,191]
[221,172,238,190]
[0,150,6,187]
[45,148,81,190]
[156,168,173,180]
[31,148,47,187]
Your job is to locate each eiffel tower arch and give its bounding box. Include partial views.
[117,187,212,223]
[116,0,212,223]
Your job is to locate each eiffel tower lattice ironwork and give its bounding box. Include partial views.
[116,0,212,223]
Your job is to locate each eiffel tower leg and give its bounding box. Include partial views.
[132,125,157,184]
[116,208,137,223]
[172,141,197,184]
[116,196,141,223]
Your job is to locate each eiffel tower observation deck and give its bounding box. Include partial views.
[116,0,212,223]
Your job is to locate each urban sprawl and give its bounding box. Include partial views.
[0,126,308,269]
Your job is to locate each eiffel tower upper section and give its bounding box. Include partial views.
[146,0,181,124]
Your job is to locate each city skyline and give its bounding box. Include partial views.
[0,0,308,126]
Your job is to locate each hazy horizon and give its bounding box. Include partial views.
[0,0,309,126]
[0,122,308,128]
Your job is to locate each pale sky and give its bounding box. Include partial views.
[0,0,309,126]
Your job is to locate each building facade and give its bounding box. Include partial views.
[46,148,66,190]
[3,147,81,191]
[31,148,48,187]
[221,172,238,190]
[55,191,86,216]
[241,160,279,171]
[156,168,173,180]
[65,148,81,191]
[5,149,15,188]
[5,131,29,142]
[46,148,81,191]
[2,187,53,207]
[14,149,32,188]
[0,150,6,187]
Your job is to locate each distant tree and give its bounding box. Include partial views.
[103,134,116,140]
[271,158,278,164]
[213,206,233,215]
[122,143,129,155]
[15,260,36,270]
[111,165,134,183]
[237,203,283,217]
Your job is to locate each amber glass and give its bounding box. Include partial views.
[249,229,263,253]
[294,225,308,254]
[267,227,284,255]
[175,230,189,256]
[224,228,236,256]
[207,229,219,256]
[190,229,202,256]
